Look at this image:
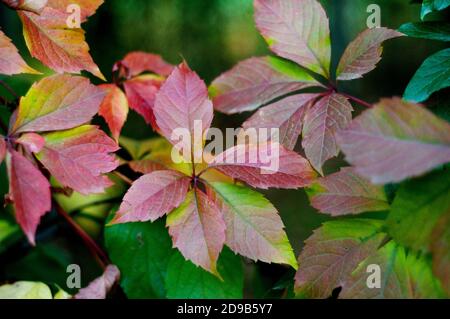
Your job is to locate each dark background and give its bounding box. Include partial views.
[0,0,448,297]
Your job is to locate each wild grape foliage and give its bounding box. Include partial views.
[0,0,449,299]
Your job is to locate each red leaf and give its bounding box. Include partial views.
[242,94,319,150]
[309,167,389,216]
[12,74,105,134]
[302,93,353,174]
[254,0,331,78]
[154,63,213,156]
[98,84,129,142]
[47,0,103,22]
[114,51,174,78]
[37,125,119,194]
[16,133,45,153]
[6,150,51,245]
[210,143,316,189]
[75,264,120,299]
[337,98,450,184]
[123,75,163,130]
[0,138,6,164]
[111,170,191,224]
[2,0,47,14]
[167,189,226,276]
[19,7,104,79]
[0,30,40,75]
[210,56,319,114]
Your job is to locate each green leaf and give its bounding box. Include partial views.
[105,218,174,298]
[0,282,52,299]
[387,168,450,251]
[421,0,450,20]
[404,48,450,102]
[399,22,450,42]
[165,247,243,299]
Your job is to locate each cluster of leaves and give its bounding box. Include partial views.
[0,0,449,299]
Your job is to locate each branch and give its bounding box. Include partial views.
[53,201,110,269]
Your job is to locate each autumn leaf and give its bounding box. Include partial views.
[47,0,103,22]
[16,132,45,153]
[210,56,320,114]
[19,7,104,79]
[114,51,174,79]
[210,143,315,189]
[294,219,384,298]
[0,137,6,164]
[302,93,353,174]
[254,0,331,78]
[336,28,403,81]
[166,189,226,276]
[123,74,164,129]
[154,62,213,160]
[0,30,39,75]
[242,94,319,150]
[208,182,297,269]
[337,98,450,184]
[2,0,47,14]
[111,170,191,224]
[36,125,119,195]
[75,264,120,299]
[308,167,389,216]
[6,149,51,245]
[11,74,105,134]
[98,84,129,142]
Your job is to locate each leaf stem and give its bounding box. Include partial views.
[113,171,133,185]
[53,201,109,269]
[340,92,373,108]
[0,80,19,99]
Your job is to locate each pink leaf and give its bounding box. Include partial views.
[114,51,174,78]
[75,264,120,299]
[2,0,47,14]
[123,75,164,130]
[16,133,45,153]
[0,30,40,75]
[47,0,103,22]
[0,138,6,164]
[37,125,119,194]
[210,143,316,189]
[337,98,450,184]
[111,170,191,224]
[210,56,319,114]
[302,93,353,174]
[6,150,51,245]
[254,0,331,78]
[166,189,226,276]
[309,167,389,216]
[154,63,213,157]
[336,28,403,81]
[98,84,129,142]
[12,74,105,134]
[242,94,319,150]
[128,159,167,174]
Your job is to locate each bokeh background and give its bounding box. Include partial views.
[0,0,448,297]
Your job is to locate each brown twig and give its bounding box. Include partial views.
[53,201,109,269]
[113,171,133,185]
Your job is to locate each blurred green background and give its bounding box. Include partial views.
[0,0,448,297]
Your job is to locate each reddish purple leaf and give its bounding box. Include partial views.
[12,74,105,134]
[2,0,47,14]
[114,51,174,78]
[210,56,319,114]
[302,93,353,174]
[75,264,120,299]
[0,138,6,164]
[210,143,316,189]
[47,0,103,22]
[337,98,450,184]
[98,84,129,142]
[123,75,164,130]
[0,30,40,75]
[166,189,226,276]
[16,133,45,153]
[128,159,167,174]
[309,167,389,216]
[37,125,119,195]
[154,63,213,157]
[242,94,319,150]
[6,150,51,245]
[111,170,191,224]
[336,28,403,81]
[254,0,331,78]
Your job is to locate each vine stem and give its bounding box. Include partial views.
[53,201,109,269]
[113,171,133,185]
[340,92,373,108]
